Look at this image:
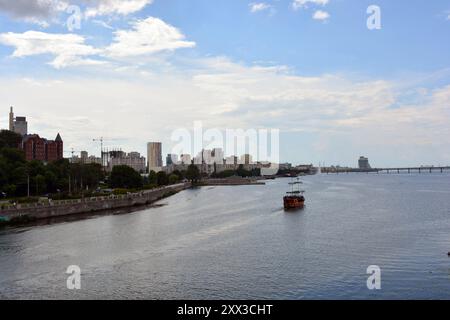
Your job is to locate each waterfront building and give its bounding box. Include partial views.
[211,148,224,165]
[240,154,253,165]
[70,151,102,165]
[358,156,372,170]
[164,160,267,176]
[8,107,63,162]
[279,163,293,170]
[226,156,238,165]
[107,150,146,173]
[202,149,212,164]
[9,107,28,136]
[21,133,63,162]
[147,142,163,172]
[192,149,224,165]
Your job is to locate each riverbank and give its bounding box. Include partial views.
[0,183,190,226]
[0,177,267,227]
[200,177,266,186]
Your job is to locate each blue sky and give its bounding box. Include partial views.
[0,0,449,167]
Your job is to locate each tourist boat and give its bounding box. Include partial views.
[283,178,305,210]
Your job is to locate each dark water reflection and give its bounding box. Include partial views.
[1,174,450,299]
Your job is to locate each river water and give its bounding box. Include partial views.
[1,174,450,299]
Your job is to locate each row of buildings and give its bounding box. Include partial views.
[71,150,147,173]
[163,148,282,176]
[70,143,267,175]
[165,150,254,167]
[9,107,64,162]
[5,107,316,176]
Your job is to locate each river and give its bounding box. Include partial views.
[1,173,450,299]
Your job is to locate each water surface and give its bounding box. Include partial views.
[1,174,450,299]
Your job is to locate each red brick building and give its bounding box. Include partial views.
[21,133,63,162]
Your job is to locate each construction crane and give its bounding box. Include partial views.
[93,137,121,168]
[64,148,82,158]
[92,137,105,167]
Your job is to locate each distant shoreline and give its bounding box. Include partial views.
[200,177,266,186]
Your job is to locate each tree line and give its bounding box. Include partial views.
[3,128,264,201]
[0,130,202,200]
[0,130,105,199]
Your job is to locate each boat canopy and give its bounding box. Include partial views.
[286,178,305,195]
[286,191,304,194]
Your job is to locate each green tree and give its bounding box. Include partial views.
[156,171,169,186]
[148,170,157,185]
[110,165,143,189]
[1,147,26,165]
[172,170,184,180]
[0,130,22,149]
[168,174,179,184]
[35,174,46,195]
[236,164,249,177]
[186,164,200,183]
[80,163,103,190]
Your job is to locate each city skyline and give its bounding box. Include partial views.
[3,105,448,169]
[0,1,449,167]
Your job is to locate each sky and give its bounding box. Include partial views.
[0,0,449,167]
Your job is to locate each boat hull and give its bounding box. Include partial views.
[283,196,305,210]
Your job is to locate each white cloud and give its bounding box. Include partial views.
[105,17,196,58]
[85,0,153,18]
[249,3,272,13]
[0,16,195,67]
[2,58,450,165]
[0,0,66,19]
[92,19,114,29]
[0,0,69,26]
[313,10,330,21]
[292,0,329,10]
[0,31,103,68]
[0,0,152,26]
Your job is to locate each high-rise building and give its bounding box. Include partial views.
[71,151,102,165]
[225,155,238,165]
[202,149,212,164]
[9,107,14,132]
[358,156,371,170]
[9,107,28,136]
[211,148,224,164]
[147,142,163,172]
[80,151,88,163]
[107,151,146,173]
[240,154,253,165]
[166,154,178,166]
[180,154,191,165]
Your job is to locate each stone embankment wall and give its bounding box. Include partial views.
[202,178,265,186]
[0,183,190,223]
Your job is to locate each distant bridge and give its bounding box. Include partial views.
[322,166,450,174]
